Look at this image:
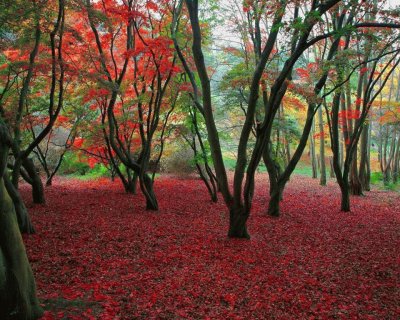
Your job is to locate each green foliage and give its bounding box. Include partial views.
[271,22,284,33]
[59,152,90,176]
[370,172,400,191]
[334,24,356,38]
[60,152,112,180]
[292,17,306,32]
[306,10,322,23]
[78,164,110,180]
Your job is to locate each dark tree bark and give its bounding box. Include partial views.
[228,206,250,239]
[318,106,327,186]
[182,106,218,203]
[310,121,318,179]
[22,159,45,205]
[4,174,35,234]
[0,120,42,320]
[87,0,179,210]
[182,0,343,237]
[125,171,138,194]
[359,122,371,191]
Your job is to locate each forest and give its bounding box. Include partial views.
[0,0,399,319]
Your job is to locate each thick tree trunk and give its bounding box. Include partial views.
[124,171,137,194]
[263,148,284,217]
[263,148,279,193]
[228,206,250,239]
[0,179,43,320]
[340,181,351,212]
[140,174,158,211]
[0,123,42,319]
[383,169,391,185]
[4,175,35,235]
[125,179,137,194]
[22,159,45,205]
[267,185,282,217]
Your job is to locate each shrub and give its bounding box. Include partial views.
[160,144,196,177]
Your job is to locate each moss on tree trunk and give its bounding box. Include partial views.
[0,179,43,320]
[0,121,42,319]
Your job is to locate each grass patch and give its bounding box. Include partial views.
[370,171,400,191]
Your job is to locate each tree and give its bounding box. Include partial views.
[79,0,180,210]
[327,38,400,211]
[0,119,42,320]
[0,0,66,233]
[176,0,348,237]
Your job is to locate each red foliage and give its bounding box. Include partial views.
[296,68,310,79]
[22,175,400,319]
[338,109,361,120]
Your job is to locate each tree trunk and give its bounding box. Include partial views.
[339,131,344,171]
[140,174,158,211]
[125,179,137,194]
[340,181,351,212]
[359,123,369,191]
[349,154,363,196]
[0,179,43,320]
[267,185,282,217]
[329,157,335,178]
[228,206,250,239]
[0,122,43,319]
[196,163,217,203]
[124,171,138,194]
[45,178,52,187]
[392,136,400,184]
[310,122,318,179]
[263,147,282,199]
[22,159,45,205]
[318,107,327,185]
[4,175,35,235]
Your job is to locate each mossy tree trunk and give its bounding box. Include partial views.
[3,175,35,234]
[0,122,43,319]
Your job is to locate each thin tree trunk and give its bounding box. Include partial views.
[392,134,400,184]
[359,121,370,191]
[339,131,344,171]
[318,107,327,185]
[310,121,318,179]
[329,157,335,178]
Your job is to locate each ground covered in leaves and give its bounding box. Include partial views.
[21,174,400,319]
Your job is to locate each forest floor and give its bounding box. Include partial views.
[21,174,400,319]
